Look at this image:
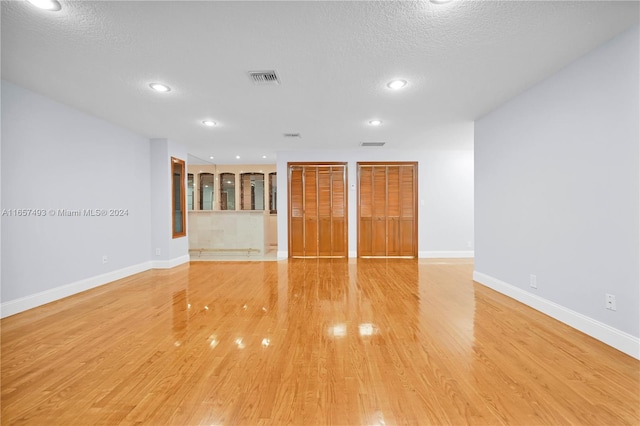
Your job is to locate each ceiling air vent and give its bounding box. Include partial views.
[283,133,301,138]
[249,70,280,85]
[360,142,386,147]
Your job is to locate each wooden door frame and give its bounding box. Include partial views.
[356,162,418,258]
[287,162,348,258]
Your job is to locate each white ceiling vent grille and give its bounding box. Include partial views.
[283,133,301,138]
[249,70,280,85]
[360,142,386,147]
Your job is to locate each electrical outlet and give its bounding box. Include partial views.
[606,294,616,311]
[155,248,161,256]
[529,274,537,289]
[102,255,108,264]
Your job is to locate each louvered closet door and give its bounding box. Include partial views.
[304,168,318,256]
[330,167,347,256]
[289,167,305,257]
[358,162,417,258]
[317,167,332,256]
[399,165,416,256]
[288,163,347,258]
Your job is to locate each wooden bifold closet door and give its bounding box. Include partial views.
[358,162,417,258]
[288,163,347,258]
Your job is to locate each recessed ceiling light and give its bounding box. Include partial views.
[369,119,383,126]
[27,0,61,11]
[387,79,407,90]
[202,120,217,127]
[262,155,267,159]
[209,156,214,160]
[235,155,241,159]
[149,83,171,93]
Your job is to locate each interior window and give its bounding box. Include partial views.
[199,173,214,210]
[187,173,194,210]
[241,173,265,210]
[269,172,277,214]
[171,157,186,238]
[220,173,235,210]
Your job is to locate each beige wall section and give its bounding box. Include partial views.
[187,164,278,250]
[188,210,269,255]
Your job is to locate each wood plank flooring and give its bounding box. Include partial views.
[2,259,638,425]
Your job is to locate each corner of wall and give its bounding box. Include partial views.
[151,254,190,269]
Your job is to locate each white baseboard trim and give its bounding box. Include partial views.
[419,250,474,258]
[473,271,640,360]
[349,250,357,258]
[151,254,190,269]
[277,250,288,259]
[0,261,152,319]
[1,254,193,318]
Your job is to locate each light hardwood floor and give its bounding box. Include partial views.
[2,259,638,425]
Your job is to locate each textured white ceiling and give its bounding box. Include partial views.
[2,1,638,164]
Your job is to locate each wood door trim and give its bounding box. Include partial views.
[357,161,418,166]
[287,162,347,167]
[357,162,418,258]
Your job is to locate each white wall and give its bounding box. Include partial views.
[1,82,190,317]
[1,81,152,313]
[474,26,639,358]
[276,139,475,258]
[149,138,189,267]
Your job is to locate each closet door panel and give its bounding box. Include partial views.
[331,218,346,256]
[387,167,401,256]
[360,218,373,256]
[400,219,414,256]
[400,165,416,256]
[358,167,373,256]
[290,218,304,257]
[317,167,332,256]
[289,167,304,256]
[304,218,318,256]
[401,165,415,218]
[387,217,401,256]
[372,217,387,256]
[371,166,387,256]
[372,167,387,218]
[331,168,345,218]
[330,167,347,257]
[318,218,332,256]
[387,166,400,218]
[304,167,318,256]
